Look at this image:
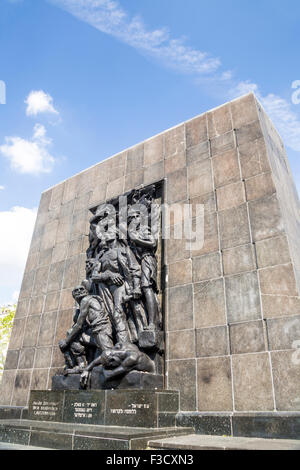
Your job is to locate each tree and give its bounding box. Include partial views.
[0,305,16,381]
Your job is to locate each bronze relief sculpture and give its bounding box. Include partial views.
[58,183,164,389]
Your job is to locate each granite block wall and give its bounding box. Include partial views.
[1,92,300,414]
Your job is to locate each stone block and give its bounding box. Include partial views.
[255,235,291,268]
[15,299,30,319]
[19,271,35,300]
[164,151,186,175]
[39,189,52,213]
[207,103,232,139]
[245,172,276,201]
[271,350,300,411]
[124,169,143,192]
[259,264,298,296]
[236,120,263,146]
[192,252,222,282]
[30,369,49,391]
[168,284,193,331]
[59,289,74,310]
[216,181,246,211]
[168,329,195,360]
[4,350,19,370]
[230,321,266,354]
[63,256,80,289]
[231,94,258,128]
[186,141,210,166]
[34,347,52,369]
[167,359,197,411]
[47,261,65,293]
[32,266,49,297]
[232,353,274,411]
[107,152,126,182]
[143,161,164,185]
[8,318,26,350]
[44,292,60,313]
[267,315,300,351]
[56,215,72,244]
[60,200,75,219]
[38,248,53,267]
[211,131,235,157]
[239,138,270,179]
[22,315,41,348]
[190,211,219,257]
[166,227,190,263]
[51,346,65,368]
[196,326,229,357]
[187,159,213,199]
[194,278,226,328]
[262,294,300,319]
[219,204,251,249]
[0,370,16,406]
[222,243,256,276]
[144,135,163,167]
[54,309,74,344]
[197,356,233,411]
[38,311,58,347]
[11,370,32,406]
[74,193,91,213]
[29,296,44,316]
[126,144,144,173]
[90,180,107,208]
[212,148,240,188]
[18,348,35,369]
[190,192,216,214]
[41,220,59,251]
[186,115,207,148]
[167,168,187,204]
[52,242,68,264]
[77,167,96,194]
[164,124,185,158]
[249,194,284,242]
[168,259,192,287]
[225,271,261,323]
[106,177,125,200]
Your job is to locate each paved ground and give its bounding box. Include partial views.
[148,434,300,450]
[0,442,52,450]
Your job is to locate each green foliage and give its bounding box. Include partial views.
[0,304,16,379]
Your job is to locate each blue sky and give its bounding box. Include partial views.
[0,0,300,304]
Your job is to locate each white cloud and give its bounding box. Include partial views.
[25,90,58,116]
[0,124,55,175]
[0,206,37,306]
[50,0,300,154]
[50,0,221,76]
[0,186,4,191]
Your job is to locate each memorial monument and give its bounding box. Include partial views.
[1,92,300,449]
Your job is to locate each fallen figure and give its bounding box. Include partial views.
[80,342,155,388]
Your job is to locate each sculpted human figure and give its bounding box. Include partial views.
[59,285,114,361]
[128,206,160,331]
[80,342,155,388]
[59,308,97,374]
[91,232,144,343]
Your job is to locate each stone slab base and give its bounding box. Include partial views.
[148,434,300,451]
[28,389,180,428]
[0,419,193,450]
[52,370,164,391]
[176,412,300,440]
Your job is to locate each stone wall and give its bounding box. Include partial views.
[1,92,300,413]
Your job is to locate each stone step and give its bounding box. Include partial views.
[148,433,300,451]
[0,419,193,450]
